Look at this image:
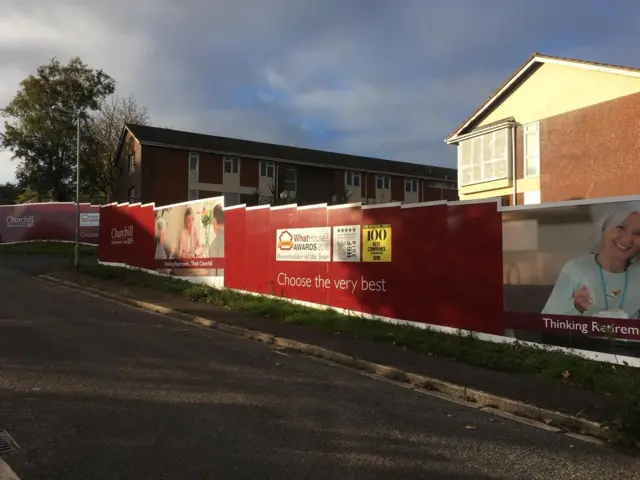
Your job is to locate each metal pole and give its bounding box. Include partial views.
[75,113,80,268]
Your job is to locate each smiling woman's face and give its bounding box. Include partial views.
[185,214,194,230]
[602,212,640,262]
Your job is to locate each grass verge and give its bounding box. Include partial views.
[0,241,97,258]
[75,263,640,447]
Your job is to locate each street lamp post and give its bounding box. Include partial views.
[52,106,82,269]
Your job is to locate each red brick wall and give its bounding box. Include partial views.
[540,91,640,202]
[113,132,141,202]
[514,125,524,181]
[332,169,344,195]
[365,174,375,201]
[240,157,259,188]
[199,153,223,184]
[390,176,404,201]
[141,146,188,207]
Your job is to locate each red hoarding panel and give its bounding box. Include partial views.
[394,202,449,326]
[131,204,156,269]
[98,204,118,263]
[357,204,401,318]
[244,206,271,294]
[0,203,99,245]
[271,205,299,298]
[272,204,329,305]
[223,206,247,289]
[326,204,364,312]
[446,201,503,335]
[98,203,154,268]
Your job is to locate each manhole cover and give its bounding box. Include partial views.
[0,430,19,453]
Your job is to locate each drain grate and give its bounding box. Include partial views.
[0,430,19,453]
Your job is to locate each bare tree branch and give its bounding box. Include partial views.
[90,93,151,200]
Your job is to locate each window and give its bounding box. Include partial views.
[376,175,390,190]
[283,167,297,193]
[224,156,240,174]
[127,153,135,174]
[188,152,199,182]
[260,161,275,178]
[428,181,456,190]
[188,189,198,201]
[127,187,136,202]
[405,178,418,193]
[458,129,509,186]
[346,171,361,188]
[224,192,241,206]
[524,122,540,177]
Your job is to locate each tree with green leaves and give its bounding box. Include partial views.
[1,57,116,202]
[0,182,20,205]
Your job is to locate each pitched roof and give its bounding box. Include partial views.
[122,123,456,181]
[445,53,640,144]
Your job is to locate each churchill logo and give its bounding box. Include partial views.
[110,226,134,245]
[6,215,35,228]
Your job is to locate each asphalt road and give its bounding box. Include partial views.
[0,265,639,479]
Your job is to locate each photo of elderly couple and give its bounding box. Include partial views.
[503,199,640,357]
[153,197,224,278]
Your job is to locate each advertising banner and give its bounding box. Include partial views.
[503,199,640,358]
[362,223,391,262]
[153,197,225,277]
[275,227,331,262]
[0,203,99,245]
[332,225,361,262]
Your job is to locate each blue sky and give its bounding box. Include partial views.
[1,0,640,183]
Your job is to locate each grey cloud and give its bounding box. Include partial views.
[1,0,640,183]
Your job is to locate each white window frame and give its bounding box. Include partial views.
[188,189,198,201]
[223,156,240,175]
[458,129,510,187]
[188,152,199,182]
[345,171,361,188]
[260,161,274,178]
[404,178,418,193]
[524,122,540,177]
[376,175,390,190]
[127,186,136,202]
[428,181,455,190]
[127,153,135,174]
[283,167,297,193]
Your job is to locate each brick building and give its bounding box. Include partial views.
[445,53,640,205]
[113,124,457,207]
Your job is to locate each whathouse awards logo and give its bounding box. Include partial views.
[277,231,294,250]
[6,215,35,228]
[110,226,134,245]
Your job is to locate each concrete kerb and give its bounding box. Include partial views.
[38,274,610,443]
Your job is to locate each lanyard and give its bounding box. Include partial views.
[597,264,628,310]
